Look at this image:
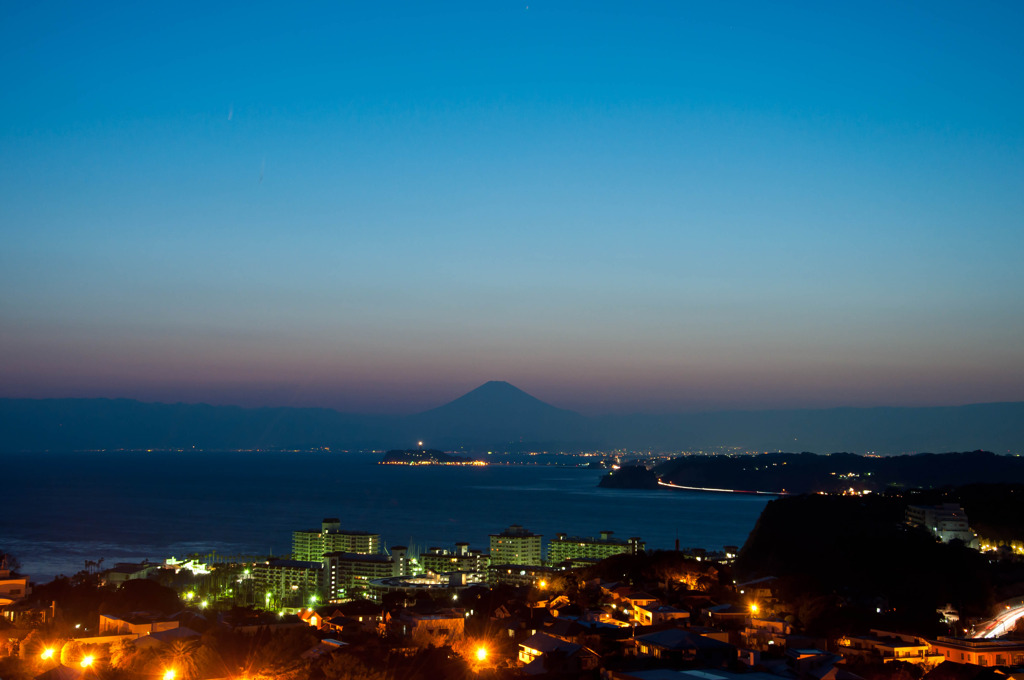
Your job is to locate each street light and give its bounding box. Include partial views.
[476,646,488,662]
[40,648,54,660]
[80,655,94,668]
[164,670,176,680]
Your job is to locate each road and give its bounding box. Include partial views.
[973,599,1024,639]
[657,480,786,495]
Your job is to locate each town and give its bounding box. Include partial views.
[3,490,1024,680]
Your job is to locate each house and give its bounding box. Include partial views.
[633,629,736,667]
[837,630,944,665]
[927,637,1024,668]
[922,660,1016,680]
[518,631,600,674]
[736,576,779,604]
[103,562,158,586]
[607,669,791,680]
[612,587,660,609]
[0,564,30,607]
[743,617,794,649]
[634,603,690,627]
[133,626,201,651]
[785,648,861,680]
[98,613,179,636]
[701,604,750,630]
[298,608,323,629]
[392,608,465,646]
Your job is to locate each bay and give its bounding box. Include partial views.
[0,452,771,581]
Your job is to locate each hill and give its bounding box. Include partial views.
[647,450,1024,494]
[2,385,1024,453]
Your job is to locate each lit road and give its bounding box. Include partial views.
[973,599,1024,639]
[657,480,786,495]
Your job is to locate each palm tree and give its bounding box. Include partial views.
[162,639,200,680]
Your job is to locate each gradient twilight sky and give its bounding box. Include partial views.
[2,1,1023,415]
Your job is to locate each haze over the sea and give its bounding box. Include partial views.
[2,2,1023,414]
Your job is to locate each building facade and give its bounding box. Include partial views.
[906,504,976,545]
[547,531,644,564]
[420,542,490,574]
[292,518,381,561]
[927,636,1024,667]
[324,551,407,600]
[490,525,543,566]
[252,559,325,610]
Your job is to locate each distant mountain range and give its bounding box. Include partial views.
[2,381,1023,454]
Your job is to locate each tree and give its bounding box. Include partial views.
[161,639,201,680]
[109,639,138,670]
[0,552,22,572]
[59,640,84,667]
[101,578,181,615]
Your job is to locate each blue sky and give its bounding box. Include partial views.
[2,1,1023,414]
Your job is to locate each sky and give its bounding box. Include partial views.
[2,1,1023,415]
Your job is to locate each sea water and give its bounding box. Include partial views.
[0,451,771,581]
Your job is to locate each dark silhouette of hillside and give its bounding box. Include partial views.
[735,493,997,635]
[650,451,1024,494]
[2,384,1024,453]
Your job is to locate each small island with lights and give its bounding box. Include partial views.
[378,448,484,466]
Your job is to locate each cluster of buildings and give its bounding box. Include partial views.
[5,515,1024,680]
[250,519,645,609]
[276,568,1024,679]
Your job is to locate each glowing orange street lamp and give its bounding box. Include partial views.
[40,648,55,660]
[750,604,759,615]
[163,670,176,680]
[80,655,94,668]
[476,646,488,662]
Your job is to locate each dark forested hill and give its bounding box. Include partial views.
[734,492,1008,636]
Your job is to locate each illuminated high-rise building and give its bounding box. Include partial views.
[489,525,542,566]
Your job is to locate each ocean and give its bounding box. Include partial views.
[0,451,771,581]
